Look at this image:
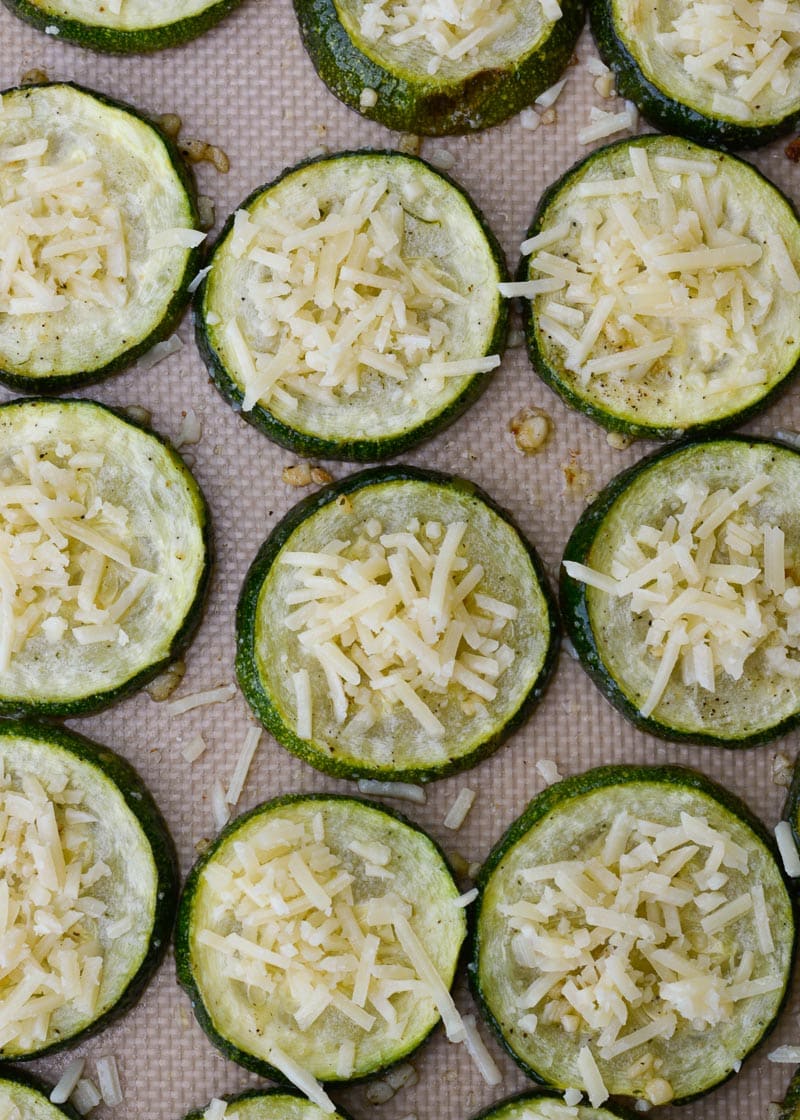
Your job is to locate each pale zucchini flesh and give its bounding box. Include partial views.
[571,439,800,743]
[475,768,794,1104]
[237,469,556,780]
[524,136,800,437]
[0,725,166,1060]
[0,1075,80,1119]
[0,398,209,716]
[0,83,199,387]
[608,0,800,131]
[178,795,465,1080]
[200,152,506,459]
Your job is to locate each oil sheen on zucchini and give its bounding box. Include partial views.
[520,134,800,438]
[197,151,508,461]
[0,720,178,1060]
[561,436,800,746]
[293,0,584,134]
[0,1072,81,1119]
[176,794,466,1086]
[473,764,795,1107]
[0,397,210,717]
[0,82,201,391]
[1,0,243,51]
[590,0,800,148]
[236,466,558,782]
[473,1092,635,1120]
[184,1089,354,1120]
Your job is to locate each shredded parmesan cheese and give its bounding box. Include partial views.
[195,810,464,1099]
[282,517,517,735]
[0,139,128,317]
[654,0,800,118]
[0,440,151,674]
[564,474,800,715]
[502,808,781,1103]
[357,0,557,76]
[220,171,497,414]
[443,787,476,830]
[0,760,125,1049]
[523,143,800,402]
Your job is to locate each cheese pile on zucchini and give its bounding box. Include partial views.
[655,0,800,121]
[525,144,799,390]
[0,137,128,316]
[0,760,122,1052]
[358,0,559,74]
[224,173,498,412]
[0,440,150,672]
[282,515,517,737]
[503,807,782,1106]
[564,473,800,715]
[195,811,465,1102]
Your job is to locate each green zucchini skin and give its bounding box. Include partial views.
[176,792,465,1082]
[471,1089,638,1120]
[560,435,800,747]
[519,135,800,440]
[0,397,212,719]
[780,1068,800,1120]
[195,150,509,462]
[472,763,797,1106]
[235,465,559,782]
[589,0,800,150]
[0,1070,83,1119]
[0,82,201,393]
[292,0,584,135]
[0,719,179,1061]
[183,1088,355,1120]
[0,0,243,52]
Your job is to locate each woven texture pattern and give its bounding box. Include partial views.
[0,5,799,1117]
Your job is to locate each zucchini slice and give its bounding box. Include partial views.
[176,794,466,1091]
[0,720,178,1060]
[0,1072,81,1119]
[196,150,508,461]
[472,1092,635,1120]
[519,134,800,439]
[0,82,201,391]
[560,436,800,746]
[0,397,210,718]
[1,0,243,52]
[590,0,800,148]
[473,764,795,1107]
[293,0,585,135]
[236,466,558,782]
[185,1089,354,1120]
[781,1069,800,1120]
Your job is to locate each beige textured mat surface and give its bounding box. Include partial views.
[1,3,800,1117]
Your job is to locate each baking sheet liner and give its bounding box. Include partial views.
[1,5,799,1117]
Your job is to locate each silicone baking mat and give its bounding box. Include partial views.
[1,4,799,1117]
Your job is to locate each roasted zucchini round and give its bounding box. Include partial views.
[236,466,558,781]
[561,436,800,746]
[0,82,201,391]
[0,1071,81,1119]
[0,397,210,717]
[176,794,466,1092]
[0,720,178,1061]
[472,1092,637,1120]
[519,134,800,438]
[590,0,800,148]
[184,1089,355,1120]
[293,0,584,134]
[473,764,795,1107]
[0,0,244,51]
[197,150,508,461]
